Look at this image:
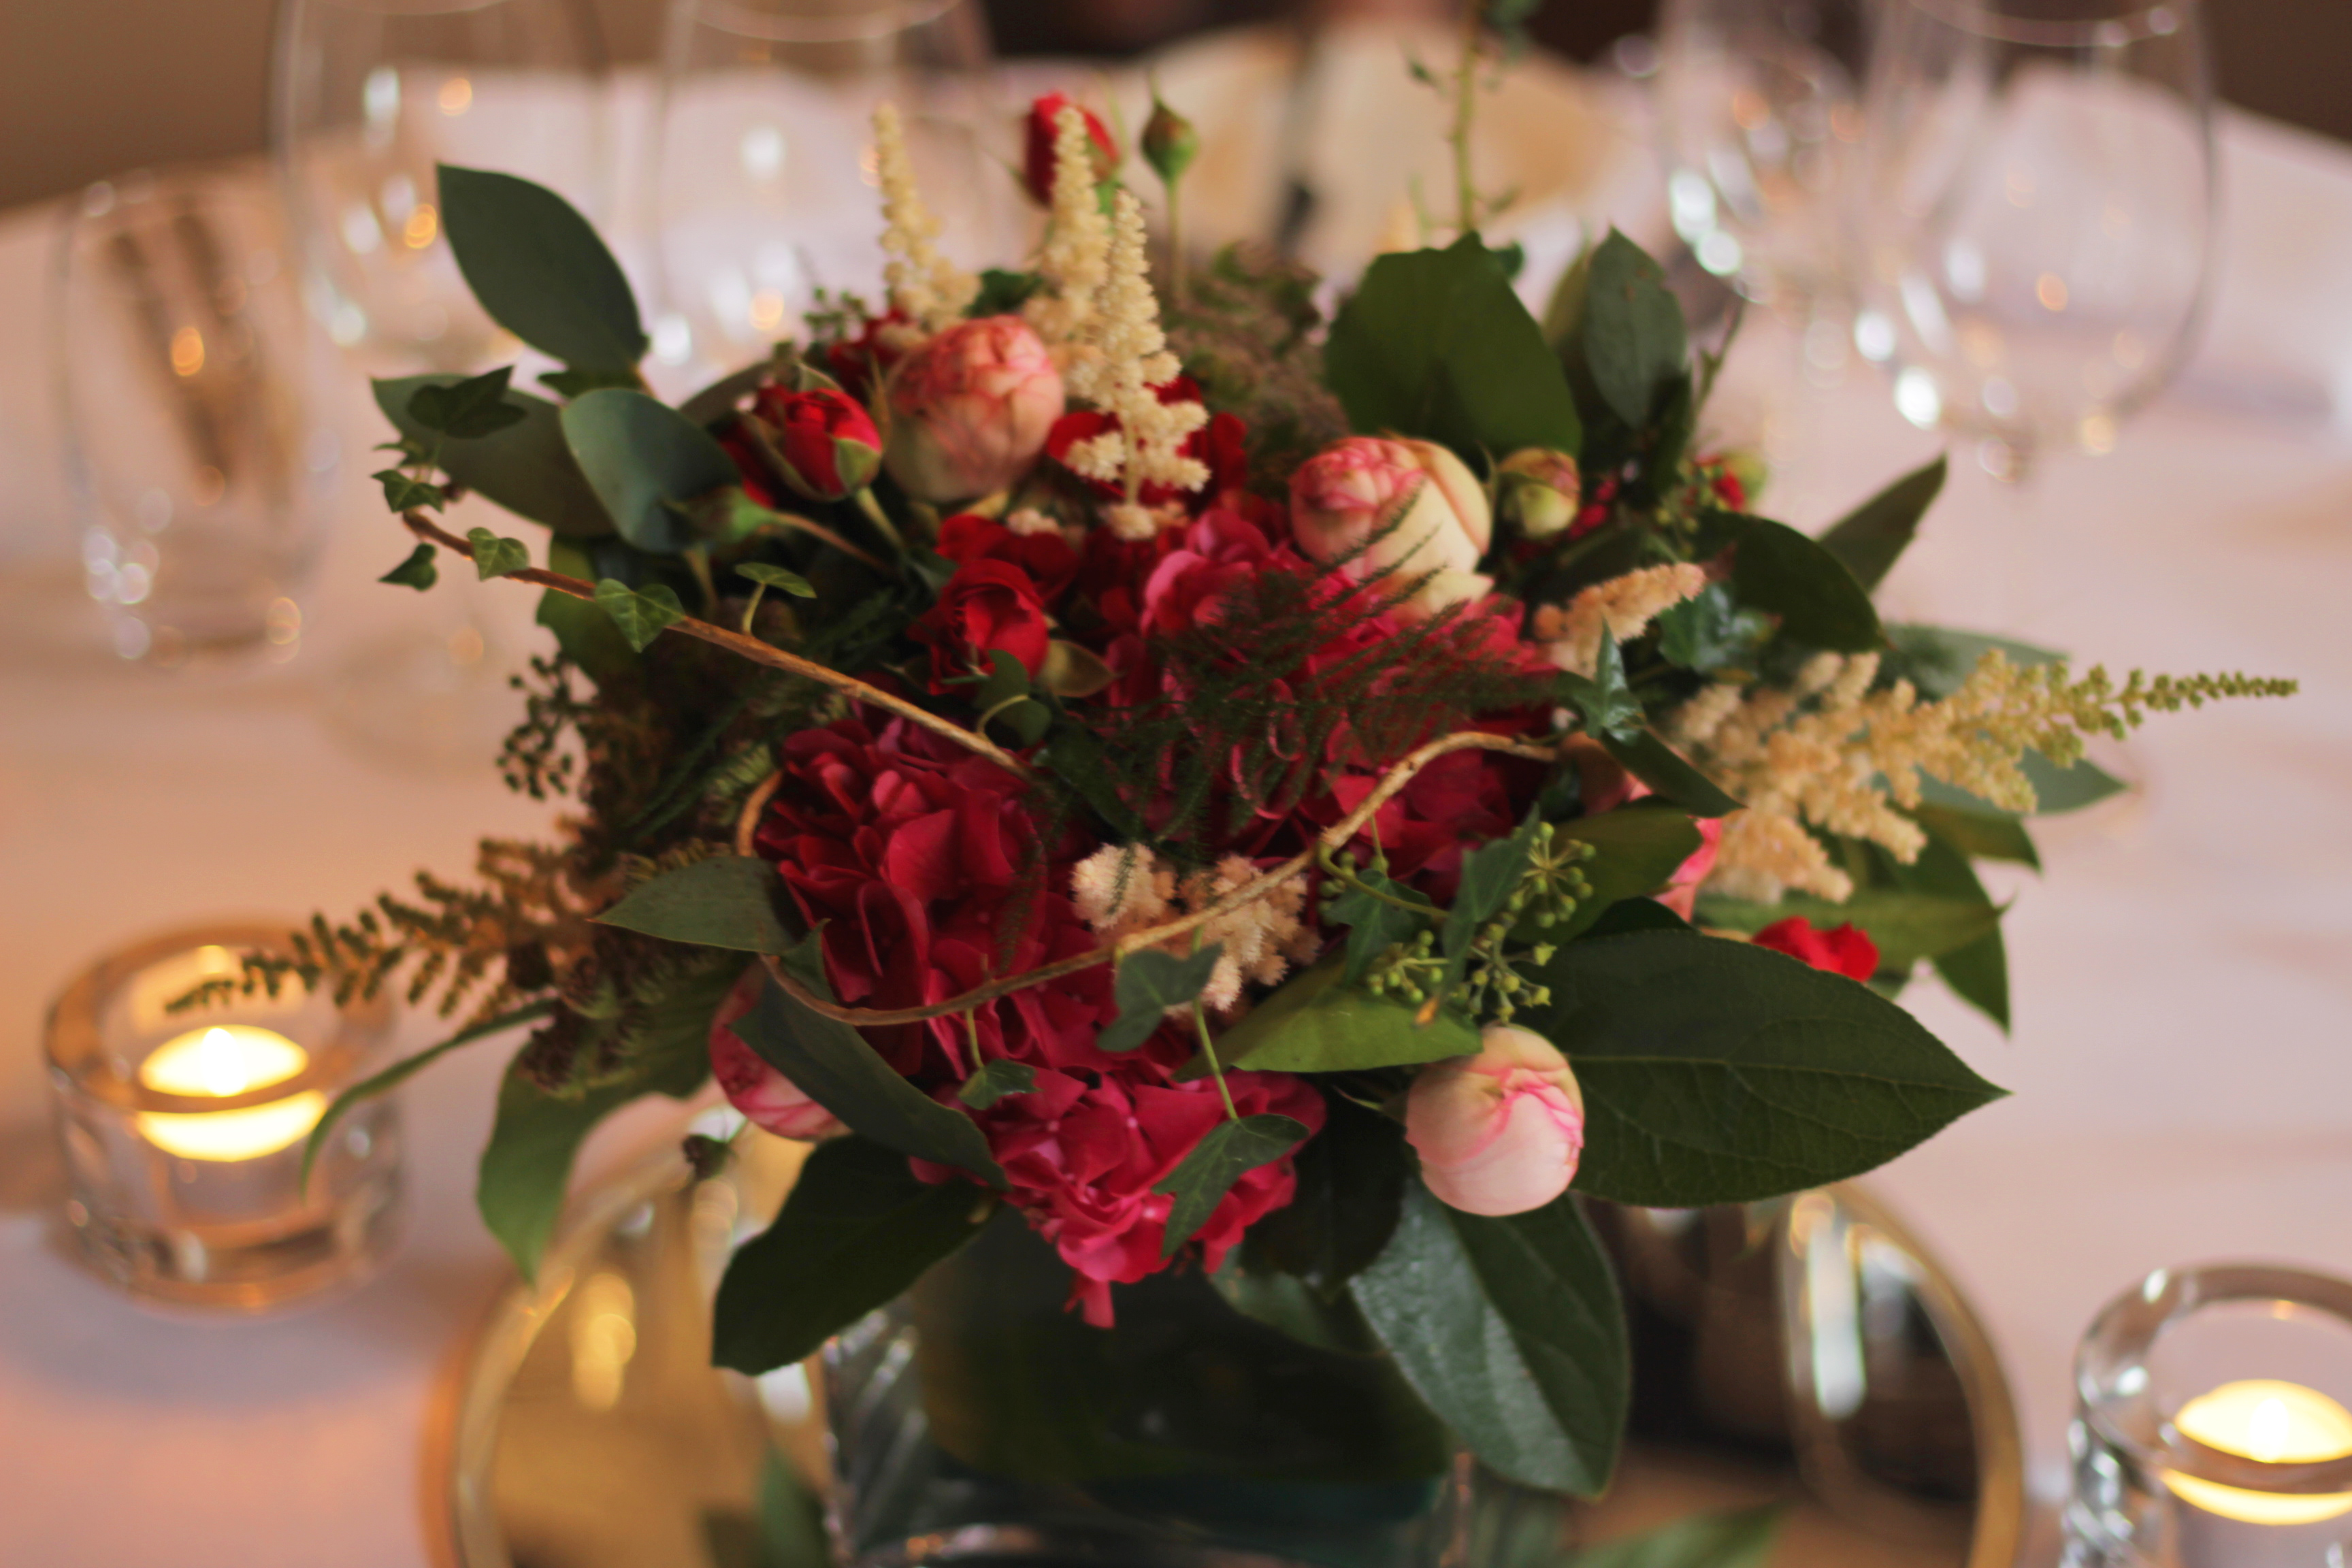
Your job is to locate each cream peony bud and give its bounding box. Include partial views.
[1288,436,1494,623]
[883,315,1066,503]
[708,968,844,1142]
[1405,1024,1585,1216]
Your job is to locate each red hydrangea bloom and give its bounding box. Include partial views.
[1752,917,1880,981]
[908,557,1054,692]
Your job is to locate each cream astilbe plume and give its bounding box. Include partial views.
[1074,189,1209,517]
[1070,845,1314,1015]
[872,102,977,342]
[1024,105,1111,357]
[1531,564,1710,677]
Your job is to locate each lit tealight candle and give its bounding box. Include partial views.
[2165,1379,2352,1524]
[135,1025,327,1162]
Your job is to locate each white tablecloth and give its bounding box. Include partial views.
[2,61,2350,1566]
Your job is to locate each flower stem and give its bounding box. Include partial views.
[853,487,908,561]
[1194,1002,1241,1122]
[1450,0,1485,237]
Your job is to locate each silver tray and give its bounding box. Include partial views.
[434,1130,2023,1568]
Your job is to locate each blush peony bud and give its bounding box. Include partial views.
[708,968,843,1141]
[751,385,882,503]
[1496,447,1582,540]
[1288,436,1494,623]
[1751,917,1879,981]
[1022,93,1119,206]
[884,316,1066,504]
[1405,1024,1585,1217]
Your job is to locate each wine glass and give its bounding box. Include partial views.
[644,0,998,390]
[272,0,612,370]
[1847,0,2217,483]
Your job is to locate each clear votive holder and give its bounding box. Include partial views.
[44,922,402,1309]
[2065,1264,2352,1567]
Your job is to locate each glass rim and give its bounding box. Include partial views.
[2076,1262,2352,1494]
[687,0,968,47]
[1901,0,2195,50]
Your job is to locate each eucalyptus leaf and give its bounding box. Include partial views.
[713,1135,996,1374]
[1156,1113,1309,1258]
[959,1059,1037,1109]
[1100,946,1223,1054]
[374,375,611,536]
[1324,233,1582,461]
[563,389,741,553]
[594,578,685,652]
[467,528,532,580]
[732,951,1004,1186]
[1214,953,1480,1073]
[594,855,794,953]
[378,543,438,589]
[1352,1183,1629,1496]
[1518,930,2006,1206]
[438,163,647,371]
[1818,455,1945,591]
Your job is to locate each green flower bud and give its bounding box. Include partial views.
[1142,96,1199,186]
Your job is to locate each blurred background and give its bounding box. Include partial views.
[4,0,2346,216]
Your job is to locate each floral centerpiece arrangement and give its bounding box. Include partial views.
[220,24,2290,1554]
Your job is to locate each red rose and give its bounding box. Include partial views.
[909,557,1053,693]
[937,511,1079,603]
[1752,917,1880,981]
[1024,92,1119,206]
[753,385,881,503]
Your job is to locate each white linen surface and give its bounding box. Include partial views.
[0,57,2349,1565]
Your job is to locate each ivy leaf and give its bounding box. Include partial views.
[593,854,794,953]
[1100,945,1224,1054]
[372,468,446,513]
[712,1135,996,1374]
[1569,1508,1782,1568]
[562,389,740,553]
[466,528,532,580]
[378,543,439,589]
[1817,455,1946,592]
[407,365,527,438]
[737,562,816,598]
[538,540,636,682]
[437,163,647,372]
[732,947,1005,1186]
[1656,582,1771,673]
[1556,626,1644,740]
[1517,929,2007,1205]
[374,375,611,537]
[1214,951,1479,1073]
[593,578,685,652]
[1154,1113,1309,1258]
[958,1059,1036,1109]
[1441,811,1544,989]
[1326,863,1435,985]
[1352,1182,1629,1496]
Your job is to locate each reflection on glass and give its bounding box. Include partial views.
[646,0,996,388]
[274,0,611,368]
[1848,0,2215,481]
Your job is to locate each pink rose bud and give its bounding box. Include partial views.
[753,385,882,503]
[1288,436,1494,623]
[884,316,1066,504]
[1406,1024,1585,1216]
[1023,92,1119,207]
[1496,447,1582,540]
[708,968,843,1142]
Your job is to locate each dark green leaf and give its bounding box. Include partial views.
[1694,888,2000,971]
[1324,233,1582,461]
[713,1135,995,1373]
[538,367,643,399]
[438,163,647,371]
[1573,231,1688,427]
[594,578,685,652]
[1655,582,1772,674]
[737,562,815,598]
[301,1001,552,1188]
[1885,622,2063,698]
[1520,930,2006,1205]
[733,952,1005,1186]
[1326,864,1436,985]
[1910,801,2040,868]
[563,389,741,553]
[1100,945,1224,1054]
[372,468,446,512]
[466,527,532,580]
[1570,1507,1782,1568]
[1242,1092,1414,1295]
[2021,749,2129,814]
[538,540,636,681]
[1582,896,1693,939]
[1443,813,1544,990]
[971,268,1043,314]
[1598,730,1742,817]
[1215,951,1480,1073]
[1155,1113,1309,1258]
[1351,1183,1629,1496]
[408,365,527,438]
[374,375,612,536]
[378,542,438,589]
[1725,514,1882,652]
[1557,625,1645,740]
[959,1059,1036,1109]
[1546,803,1703,943]
[594,854,794,952]
[1818,455,1945,591]
[1886,832,2012,1032]
[1209,1254,1381,1353]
